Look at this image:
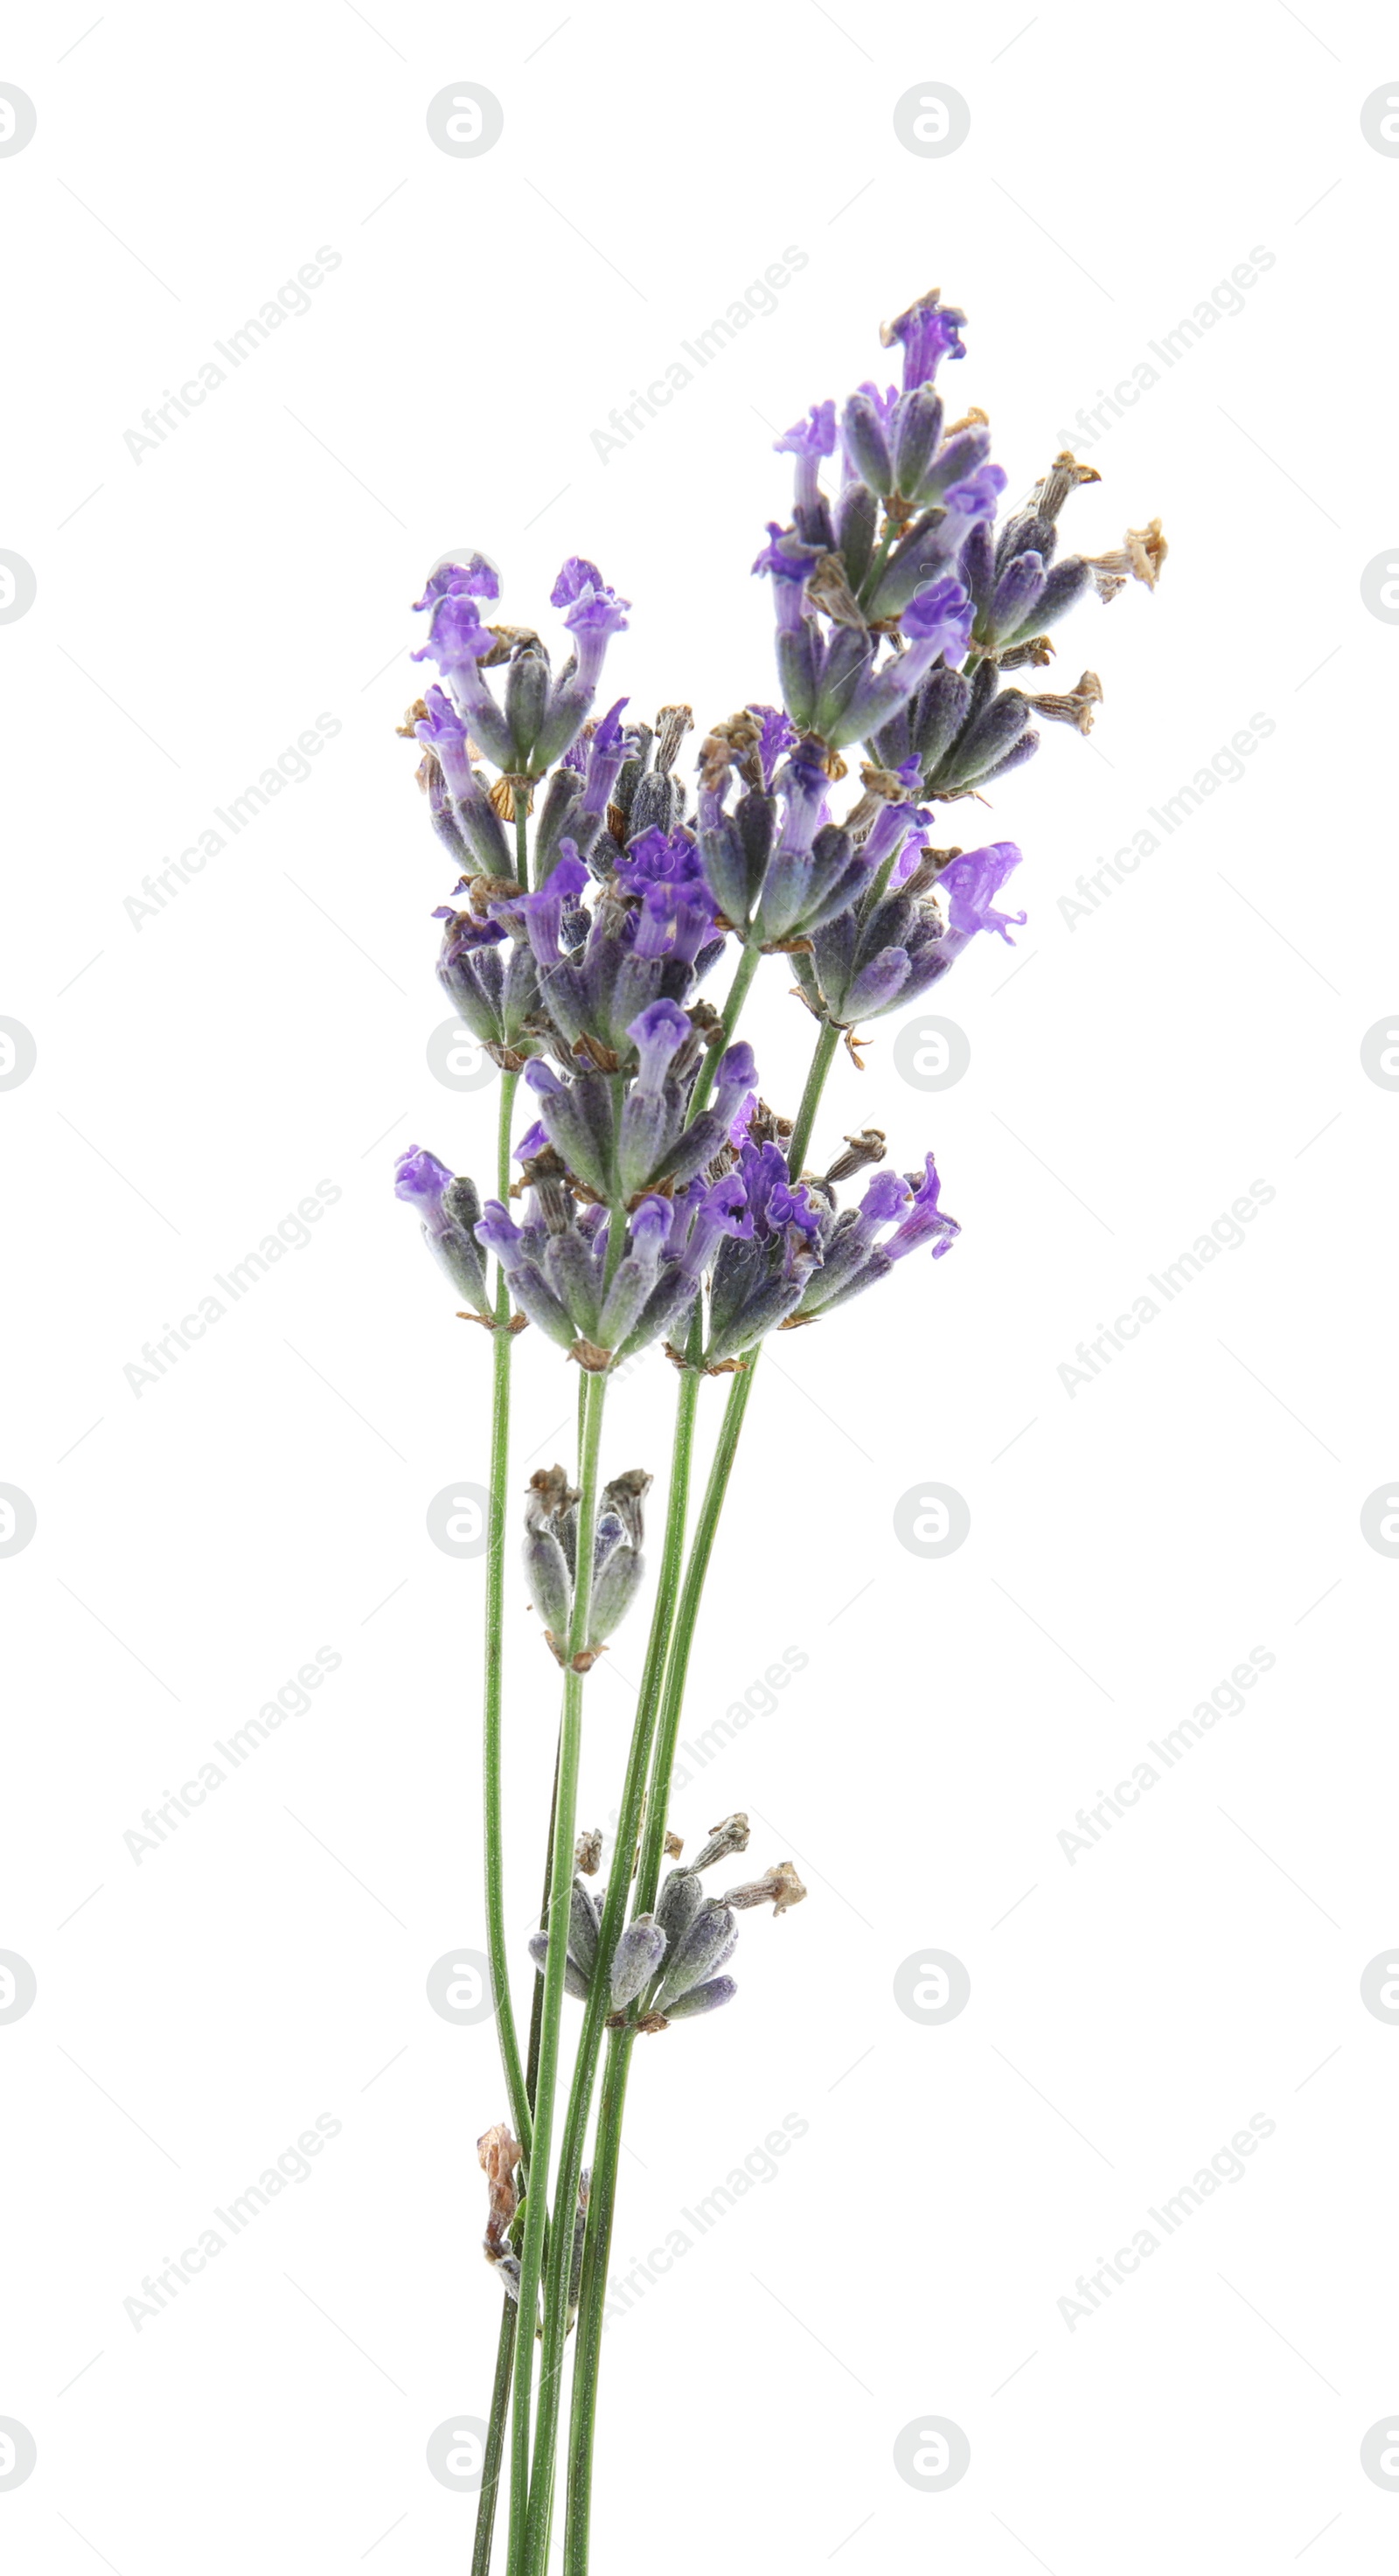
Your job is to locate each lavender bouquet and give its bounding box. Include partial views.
[393,288,1163,2573]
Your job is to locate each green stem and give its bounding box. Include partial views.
[516,785,531,890]
[471,1066,526,2576]
[686,941,760,1121]
[523,1368,701,2571]
[561,2025,634,2573]
[561,1015,846,2572]
[506,1367,609,2576]
[484,1072,531,2159]
[785,1020,840,1179]
[472,2295,519,2576]
[632,1358,759,1917]
[859,515,899,610]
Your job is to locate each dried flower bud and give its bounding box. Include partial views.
[690,1812,751,1872]
[601,1468,652,1551]
[721,1860,808,1916]
[663,1829,685,1858]
[526,1463,578,1528]
[825,1128,887,1184]
[1031,452,1102,521]
[1085,518,1167,596]
[609,1913,667,2008]
[653,704,693,773]
[575,1827,603,1875]
[1026,670,1102,734]
[478,2121,521,2261]
[998,635,1057,670]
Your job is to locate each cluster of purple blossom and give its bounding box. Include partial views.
[396,283,1164,1378]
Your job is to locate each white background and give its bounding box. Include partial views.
[2,2,1396,2567]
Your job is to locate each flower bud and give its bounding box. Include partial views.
[656,1866,705,1955]
[660,1975,736,2022]
[527,1930,591,2001]
[588,1539,645,1646]
[609,1913,667,2007]
[655,1899,738,2010]
[505,642,551,764]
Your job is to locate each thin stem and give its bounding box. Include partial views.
[562,1015,846,2572]
[686,941,760,1121]
[516,785,531,890]
[524,1368,701,2569]
[506,1367,609,2576]
[785,1020,840,1178]
[561,2025,634,2573]
[483,1070,531,2156]
[472,1064,526,2576]
[633,1358,759,1917]
[860,515,899,609]
[471,2295,519,2576]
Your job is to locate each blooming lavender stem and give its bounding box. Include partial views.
[392,277,1164,2576]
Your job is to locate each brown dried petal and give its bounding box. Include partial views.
[721,1861,808,1916]
[1026,670,1103,735]
[478,2121,521,2257]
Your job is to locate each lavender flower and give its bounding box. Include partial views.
[393,1145,491,1312]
